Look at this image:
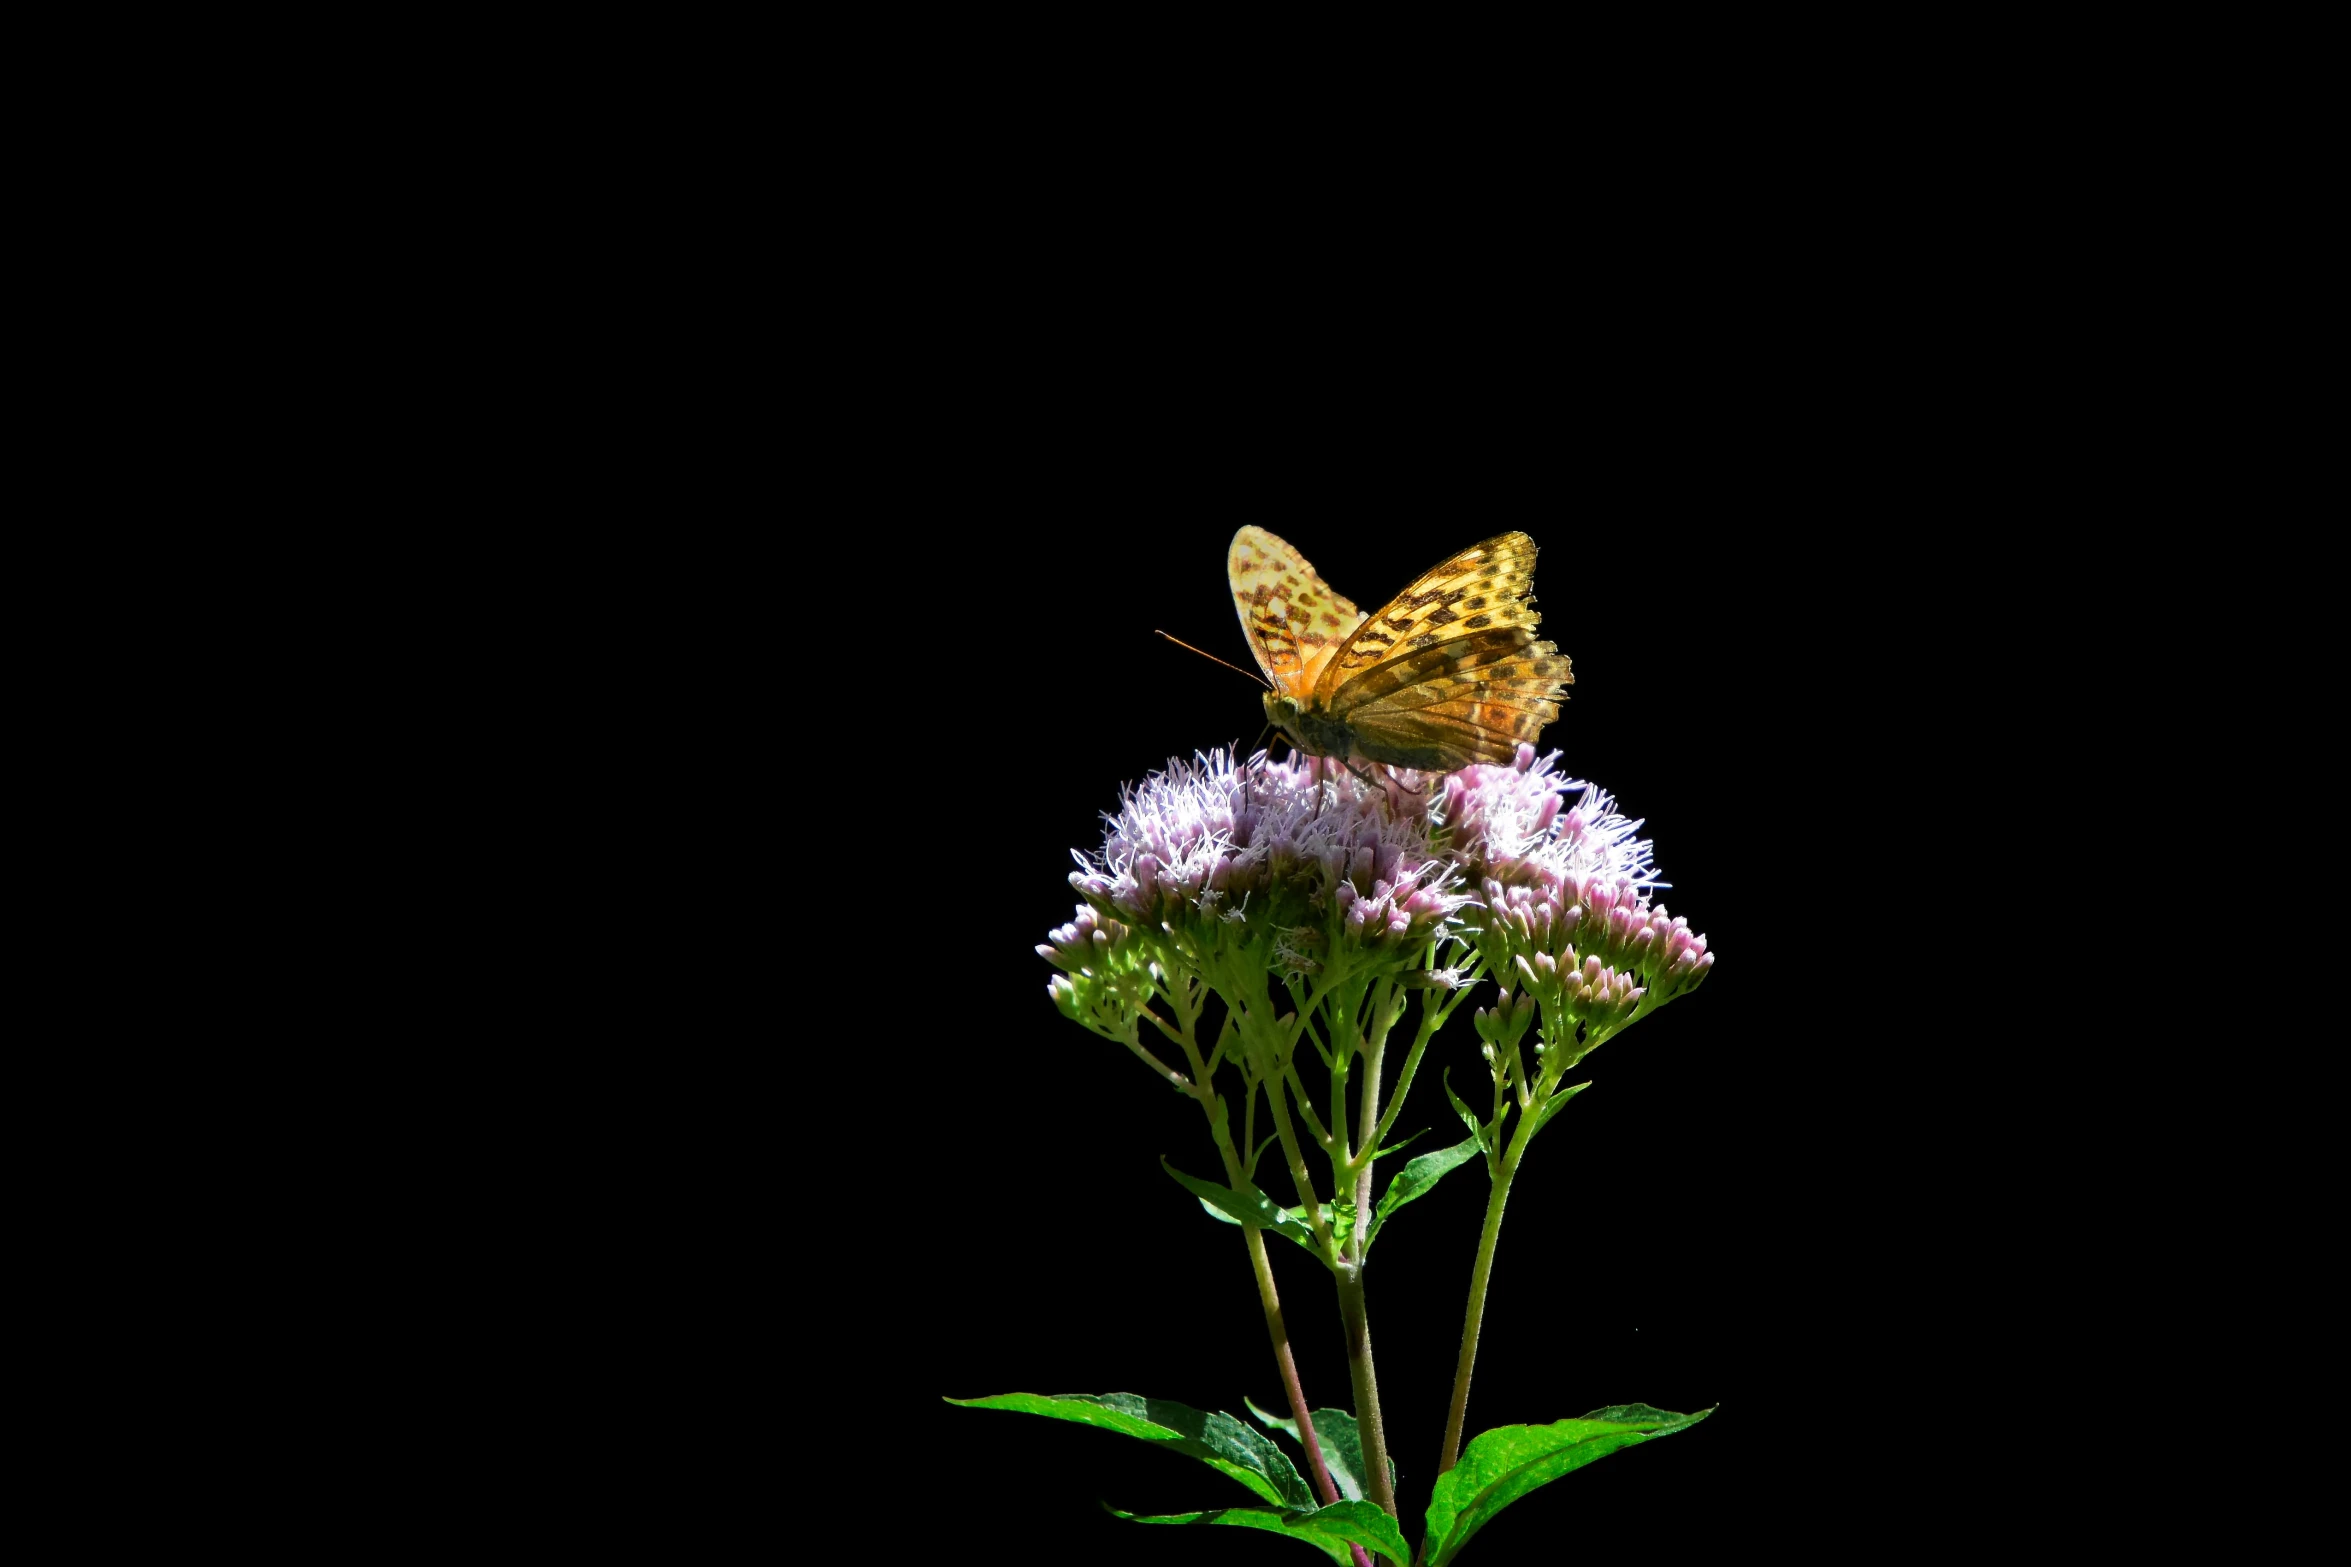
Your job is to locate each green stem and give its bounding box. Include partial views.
[1334,1265,1400,1521]
[1281,1058,1334,1150]
[1258,1051,1342,1259]
[1350,1000,1386,1230]
[1362,977,1478,1156]
[1331,984,1400,1526]
[1434,1116,1530,1478]
[1238,1223,1356,1519]
[1249,989,1396,1527]
[1167,985,1355,1557]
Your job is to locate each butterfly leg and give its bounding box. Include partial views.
[1301,753,1335,819]
[1242,721,1281,806]
[1342,757,1385,792]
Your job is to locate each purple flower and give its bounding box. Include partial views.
[1043,744,1712,1089]
[1066,749,1473,960]
[1438,746,1715,1061]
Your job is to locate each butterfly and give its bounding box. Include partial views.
[1228,528,1574,774]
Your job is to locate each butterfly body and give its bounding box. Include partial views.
[1260,692,1403,768]
[1229,528,1573,772]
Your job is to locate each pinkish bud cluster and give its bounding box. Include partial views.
[1035,904,1136,975]
[1472,984,1538,1044]
[1476,866,1712,1005]
[1512,949,1645,1035]
[1456,758,1715,1062]
[1037,902,1157,1038]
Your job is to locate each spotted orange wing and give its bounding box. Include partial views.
[1315,532,1573,768]
[1228,528,1369,698]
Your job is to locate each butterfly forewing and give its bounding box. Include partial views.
[1315,533,1544,698]
[1228,527,1368,696]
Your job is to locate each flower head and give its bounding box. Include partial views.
[1067,749,1473,964]
[1441,745,1714,1063]
[1043,743,1712,1093]
[1438,744,1658,897]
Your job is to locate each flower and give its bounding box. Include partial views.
[1439,746,1715,1064]
[1437,744,1658,897]
[1044,743,1712,1089]
[1066,749,1474,961]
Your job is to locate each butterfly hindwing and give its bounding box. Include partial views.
[1228,527,1368,696]
[1340,631,1571,767]
[1318,624,1561,713]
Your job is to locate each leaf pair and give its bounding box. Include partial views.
[945,1391,1411,1565]
[1444,1069,1591,1170]
[1167,1131,1483,1265]
[946,1390,1709,1566]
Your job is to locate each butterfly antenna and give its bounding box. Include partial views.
[1154,630,1271,689]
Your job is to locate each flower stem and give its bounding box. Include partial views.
[1253,1010,1397,1526]
[1176,981,1363,1562]
[1334,1265,1399,1520]
[1435,1137,1520,1478]
[1333,1000,1399,1526]
[1241,1224,1373,1567]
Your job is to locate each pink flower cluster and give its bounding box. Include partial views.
[1436,746,1658,895]
[1065,749,1472,958]
[1045,742,1712,1035]
[1444,745,1713,1038]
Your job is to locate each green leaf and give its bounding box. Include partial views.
[1163,1158,1323,1254]
[1193,1196,1355,1258]
[1244,1394,1303,1444]
[1243,1400,1395,1505]
[1527,1078,1593,1140]
[946,1391,1317,1510]
[1442,1069,1507,1165]
[1112,1500,1412,1566]
[1442,1068,1481,1145]
[1366,1132,1483,1248]
[1422,1404,1711,1565]
[1371,1125,1429,1162]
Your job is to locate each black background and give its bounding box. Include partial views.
[877,477,1938,1560]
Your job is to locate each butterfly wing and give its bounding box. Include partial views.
[1228,528,1368,698]
[1317,532,1573,767]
